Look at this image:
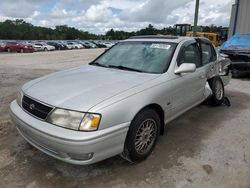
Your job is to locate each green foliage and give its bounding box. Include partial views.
[0,19,228,40]
[0,19,102,40]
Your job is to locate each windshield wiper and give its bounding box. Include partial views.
[89,62,108,68]
[90,62,143,73]
[107,65,143,73]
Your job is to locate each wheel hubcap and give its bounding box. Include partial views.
[215,81,223,100]
[135,119,157,154]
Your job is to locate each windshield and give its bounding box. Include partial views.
[91,41,176,74]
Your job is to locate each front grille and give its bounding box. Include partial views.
[22,95,53,120]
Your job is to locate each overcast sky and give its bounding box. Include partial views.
[0,0,234,34]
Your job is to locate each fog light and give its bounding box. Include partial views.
[68,153,94,161]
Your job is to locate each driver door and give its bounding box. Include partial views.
[171,41,207,116]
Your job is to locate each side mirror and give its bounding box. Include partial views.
[174,63,196,74]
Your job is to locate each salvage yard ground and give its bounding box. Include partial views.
[0,49,250,188]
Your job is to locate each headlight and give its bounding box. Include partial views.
[16,91,22,107]
[47,108,101,131]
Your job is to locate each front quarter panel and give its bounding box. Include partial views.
[91,73,173,130]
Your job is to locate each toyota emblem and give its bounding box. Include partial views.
[29,104,35,110]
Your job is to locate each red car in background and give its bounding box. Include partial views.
[0,42,5,52]
[2,42,34,53]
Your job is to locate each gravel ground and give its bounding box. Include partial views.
[0,49,250,188]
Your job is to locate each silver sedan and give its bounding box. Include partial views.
[10,36,231,165]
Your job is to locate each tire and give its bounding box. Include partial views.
[20,49,24,53]
[122,108,160,163]
[208,77,225,106]
[44,48,48,51]
[7,48,11,53]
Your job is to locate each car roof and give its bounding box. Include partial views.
[124,35,210,44]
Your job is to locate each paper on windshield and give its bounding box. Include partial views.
[150,43,171,50]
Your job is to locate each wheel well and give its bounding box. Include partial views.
[139,104,165,135]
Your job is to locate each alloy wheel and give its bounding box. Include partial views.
[215,80,223,100]
[135,119,157,154]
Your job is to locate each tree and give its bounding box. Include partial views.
[0,19,228,41]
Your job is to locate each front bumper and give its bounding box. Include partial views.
[231,61,250,72]
[10,101,130,165]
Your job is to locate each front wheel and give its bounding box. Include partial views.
[208,77,225,106]
[122,108,160,163]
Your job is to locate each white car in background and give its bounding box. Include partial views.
[32,43,55,51]
[67,42,83,49]
[102,41,115,48]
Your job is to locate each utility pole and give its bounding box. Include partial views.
[193,0,200,37]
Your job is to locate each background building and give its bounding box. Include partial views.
[228,0,250,38]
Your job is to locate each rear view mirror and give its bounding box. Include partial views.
[174,63,196,74]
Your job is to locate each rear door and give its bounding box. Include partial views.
[198,38,218,79]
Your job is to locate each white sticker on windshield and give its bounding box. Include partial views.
[150,43,171,50]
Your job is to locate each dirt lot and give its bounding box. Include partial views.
[0,49,250,188]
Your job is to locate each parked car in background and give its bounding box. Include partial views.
[76,41,96,48]
[67,42,83,49]
[91,41,107,48]
[102,41,115,48]
[220,34,250,77]
[10,36,231,165]
[46,41,67,50]
[83,41,97,48]
[57,41,72,50]
[2,42,34,53]
[0,42,5,52]
[32,43,55,51]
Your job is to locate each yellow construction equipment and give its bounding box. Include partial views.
[186,32,221,46]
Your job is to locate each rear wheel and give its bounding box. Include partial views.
[208,77,224,106]
[44,48,48,51]
[122,108,160,163]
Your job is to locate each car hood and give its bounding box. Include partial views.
[23,65,159,112]
[221,46,250,55]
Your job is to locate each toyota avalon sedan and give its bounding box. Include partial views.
[10,36,231,165]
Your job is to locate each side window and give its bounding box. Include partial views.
[201,42,212,65]
[210,44,217,61]
[178,43,202,68]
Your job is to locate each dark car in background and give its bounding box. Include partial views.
[83,41,97,48]
[220,34,250,77]
[77,41,96,48]
[90,41,107,48]
[47,41,67,50]
[2,42,34,53]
